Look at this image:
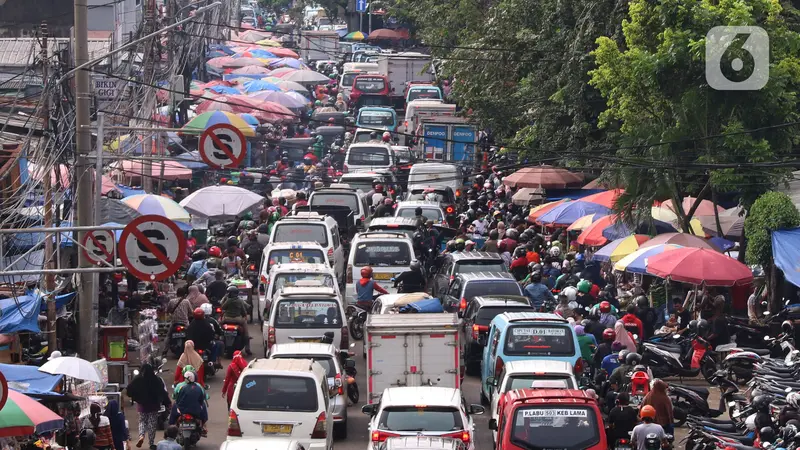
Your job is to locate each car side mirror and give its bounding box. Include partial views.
[486,376,496,387]
[469,404,485,415]
[362,404,377,416]
[345,359,356,369]
[488,419,497,431]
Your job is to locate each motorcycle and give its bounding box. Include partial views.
[169,323,188,357]
[221,321,246,358]
[197,348,216,378]
[670,370,745,426]
[641,337,700,380]
[176,413,202,449]
[345,304,368,340]
[345,356,359,404]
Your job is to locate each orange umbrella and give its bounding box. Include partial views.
[575,215,617,246]
[528,199,568,222]
[581,189,624,208]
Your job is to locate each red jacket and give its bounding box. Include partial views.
[621,313,644,338]
[222,363,244,406]
[510,257,528,270]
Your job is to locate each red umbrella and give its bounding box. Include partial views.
[646,247,754,286]
[503,165,584,189]
[581,189,624,208]
[638,232,720,251]
[660,196,725,216]
[395,28,410,39]
[206,56,237,68]
[269,67,297,78]
[575,215,617,246]
[367,29,402,40]
[247,100,295,123]
[195,96,246,114]
[268,47,299,58]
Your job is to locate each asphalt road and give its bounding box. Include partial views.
[126,323,715,450]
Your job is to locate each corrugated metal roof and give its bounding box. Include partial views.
[0,38,111,67]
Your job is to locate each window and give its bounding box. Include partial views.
[274,224,328,246]
[266,249,325,270]
[510,406,599,450]
[393,148,414,164]
[272,355,336,377]
[341,72,359,88]
[354,77,386,92]
[397,207,443,222]
[236,375,318,411]
[274,299,343,328]
[463,281,522,300]
[358,111,395,126]
[310,193,360,213]
[341,178,375,192]
[354,242,412,266]
[378,406,463,432]
[271,273,335,298]
[407,88,442,102]
[332,227,341,248]
[504,325,575,356]
[476,306,533,326]
[489,328,500,358]
[407,189,451,203]
[355,133,373,143]
[505,376,575,391]
[348,146,390,165]
[455,260,506,274]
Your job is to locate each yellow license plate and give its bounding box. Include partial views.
[262,424,293,435]
[295,338,321,343]
[373,273,393,280]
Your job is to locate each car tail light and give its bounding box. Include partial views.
[459,298,467,311]
[404,121,409,128]
[443,431,471,444]
[248,264,256,271]
[446,205,455,214]
[311,411,327,438]
[449,275,455,283]
[268,326,276,346]
[341,324,349,349]
[495,357,504,380]
[472,324,488,340]
[574,357,584,375]
[371,431,400,442]
[328,247,334,262]
[347,265,353,283]
[259,274,268,284]
[335,373,344,396]
[227,410,242,437]
[176,325,185,331]
[197,349,203,354]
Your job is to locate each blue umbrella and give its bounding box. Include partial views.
[269,58,305,69]
[241,49,277,58]
[537,201,611,226]
[602,219,677,241]
[242,79,281,93]
[223,73,269,82]
[710,236,736,252]
[207,85,241,95]
[209,44,235,55]
[336,28,348,38]
[239,113,260,128]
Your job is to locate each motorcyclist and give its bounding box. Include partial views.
[602,343,625,376]
[220,286,252,356]
[593,301,618,329]
[372,197,394,219]
[242,231,264,268]
[355,266,388,310]
[412,207,426,229]
[630,405,667,450]
[205,270,227,305]
[607,392,639,447]
[523,272,554,311]
[609,351,640,390]
[169,369,208,435]
[186,307,222,369]
[510,248,529,281]
[593,329,617,371]
[186,249,209,283]
[576,279,595,308]
[584,310,606,344]
[635,295,658,340]
[162,287,192,358]
[370,184,386,208]
[392,261,425,293]
[621,303,645,338]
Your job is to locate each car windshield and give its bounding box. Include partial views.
[505,325,575,356]
[274,299,342,328]
[408,189,452,203]
[271,273,335,298]
[348,146,390,165]
[359,111,395,126]
[355,133,373,143]
[463,281,521,299]
[393,148,413,163]
[476,306,533,325]
[340,179,375,192]
[455,260,506,274]
[342,72,359,88]
[510,406,599,450]
[355,77,386,92]
[266,249,325,270]
[354,242,412,266]
[310,192,360,213]
[379,406,463,432]
[506,376,575,391]
[397,207,443,222]
[236,375,318,411]
[408,88,441,102]
[274,224,328,246]
[273,355,336,377]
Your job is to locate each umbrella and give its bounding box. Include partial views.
[367,29,401,40]
[345,31,366,40]
[112,160,193,181]
[209,44,235,55]
[194,96,239,114]
[614,244,684,273]
[254,39,282,47]
[266,47,299,58]
[710,236,736,252]
[207,85,241,95]
[274,80,310,94]
[672,218,706,237]
[242,79,282,93]
[698,214,745,238]
[646,247,754,286]
[234,49,276,59]
[237,30,272,43]
[511,187,545,206]
[651,205,679,222]
[239,113,260,127]
[175,151,209,170]
[336,29,348,38]
[39,356,102,382]
[528,199,568,222]
[567,214,603,232]
[246,100,295,123]
[661,196,725,216]
[580,189,624,208]
[225,57,268,68]
[205,50,228,59]
[206,56,237,68]
[503,165,584,189]
[576,215,677,246]
[181,111,257,137]
[179,185,265,219]
[536,201,611,226]
[97,197,142,223]
[639,232,720,251]
[592,235,651,263]
[122,194,191,223]
[282,70,331,84]
[269,67,298,78]
[269,58,307,69]
[248,90,308,109]
[231,65,272,75]
[283,91,311,106]
[0,390,64,437]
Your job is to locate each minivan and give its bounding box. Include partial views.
[266,286,348,350]
[356,107,398,132]
[258,263,340,326]
[344,231,416,304]
[269,213,345,281]
[407,163,464,195]
[349,74,390,104]
[344,143,396,173]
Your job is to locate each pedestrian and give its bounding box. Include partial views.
[104,400,128,450]
[155,426,182,450]
[82,403,114,450]
[613,320,637,353]
[185,285,208,309]
[126,362,171,450]
[642,379,675,434]
[222,351,248,408]
[175,340,205,387]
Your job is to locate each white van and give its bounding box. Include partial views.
[407,162,463,194]
[344,143,396,173]
[258,263,340,326]
[266,286,348,349]
[227,358,334,450]
[269,213,345,283]
[345,232,416,304]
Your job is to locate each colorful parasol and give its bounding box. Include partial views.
[503,165,584,189]
[528,199,568,222]
[567,214,603,232]
[592,235,651,263]
[613,244,683,274]
[639,232,720,251]
[536,201,611,226]
[646,247,754,286]
[181,111,257,137]
[234,49,277,59]
[254,39,282,47]
[269,58,307,70]
[660,196,725,217]
[112,160,193,181]
[345,31,366,40]
[231,65,272,75]
[0,390,64,437]
[580,189,624,208]
[242,79,282,93]
[122,194,191,223]
[206,85,241,95]
[266,47,299,58]
[248,90,308,109]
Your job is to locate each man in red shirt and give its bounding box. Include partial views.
[620,304,644,338]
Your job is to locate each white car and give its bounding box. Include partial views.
[344,142,397,173]
[227,359,334,450]
[220,438,306,450]
[270,213,345,283]
[345,232,416,304]
[266,286,348,349]
[362,387,484,450]
[394,201,446,225]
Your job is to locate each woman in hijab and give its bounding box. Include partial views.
[185,285,209,309]
[127,361,170,449]
[175,340,205,387]
[574,325,596,364]
[642,379,675,433]
[83,403,114,450]
[614,320,637,352]
[104,400,128,450]
[222,351,249,408]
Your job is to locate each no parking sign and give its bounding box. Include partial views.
[119,215,186,281]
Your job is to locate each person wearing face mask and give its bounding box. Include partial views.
[471,210,489,236]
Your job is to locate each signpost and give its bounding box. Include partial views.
[198,123,247,169]
[119,215,186,281]
[93,75,130,101]
[81,230,116,266]
[356,0,367,12]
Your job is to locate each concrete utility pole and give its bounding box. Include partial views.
[74,0,98,359]
[141,0,157,193]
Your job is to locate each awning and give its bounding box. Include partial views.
[772,228,800,287]
[0,294,41,334]
[0,363,63,397]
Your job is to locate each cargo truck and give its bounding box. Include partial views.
[375,52,435,110]
[300,30,339,63]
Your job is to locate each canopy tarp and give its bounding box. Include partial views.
[0,363,63,396]
[773,228,800,287]
[0,295,41,334]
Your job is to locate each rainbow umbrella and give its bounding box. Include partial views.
[592,235,651,263]
[122,194,191,223]
[181,111,257,137]
[567,214,602,232]
[528,199,568,223]
[537,201,611,226]
[0,390,64,437]
[613,244,683,274]
[345,31,366,40]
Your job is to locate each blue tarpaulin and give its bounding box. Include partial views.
[39,292,76,312]
[0,363,63,396]
[399,298,445,313]
[773,228,800,288]
[0,294,41,333]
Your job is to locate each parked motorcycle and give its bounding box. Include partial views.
[670,370,745,426]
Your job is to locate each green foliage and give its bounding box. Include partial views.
[745,191,800,267]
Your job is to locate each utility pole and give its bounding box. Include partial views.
[141,0,157,193]
[74,0,98,359]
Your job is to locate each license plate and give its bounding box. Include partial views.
[225,331,237,335]
[294,338,321,343]
[373,273,393,280]
[262,424,293,435]
[179,423,194,430]
[173,333,185,338]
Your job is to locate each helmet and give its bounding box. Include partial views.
[602,328,615,342]
[382,132,391,142]
[625,352,642,366]
[687,319,698,333]
[697,319,710,335]
[79,429,96,448]
[618,349,630,362]
[530,272,542,283]
[745,414,757,431]
[226,285,239,297]
[182,364,195,375]
[549,246,561,257]
[506,229,519,240]
[304,157,313,165]
[599,301,611,313]
[788,392,800,409]
[200,303,212,317]
[184,371,196,383]
[208,246,222,257]
[361,267,373,278]
[375,184,384,193]
[752,394,773,411]
[191,249,207,261]
[562,286,578,302]
[636,295,649,309]
[639,405,656,419]
[315,100,322,106]
[410,261,421,271]
[227,236,238,248]
[577,280,592,294]
[783,320,794,334]
[760,427,776,443]
[193,307,204,320]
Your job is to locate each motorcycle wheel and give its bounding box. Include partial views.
[672,402,689,427]
[349,319,364,340]
[348,382,359,404]
[701,358,717,383]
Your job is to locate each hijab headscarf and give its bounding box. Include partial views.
[89,402,103,428]
[126,363,165,405]
[232,350,248,371]
[574,324,585,336]
[177,340,203,370]
[186,285,209,309]
[104,400,126,450]
[642,379,674,427]
[614,320,637,352]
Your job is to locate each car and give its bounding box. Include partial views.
[486,360,578,443]
[431,252,506,298]
[405,85,443,104]
[391,146,416,185]
[268,342,353,438]
[345,231,416,304]
[220,438,306,450]
[338,171,402,202]
[259,263,341,331]
[353,127,375,144]
[366,217,420,242]
[344,142,397,173]
[480,313,582,405]
[363,387,484,450]
[441,272,524,314]
[270,212,346,282]
[489,389,607,450]
[356,107,398,132]
[308,185,370,228]
[266,286,348,350]
[394,201,445,225]
[404,186,458,225]
[227,358,334,450]
[258,242,332,314]
[407,163,463,195]
[460,295,534,374]
[379,437,466,450]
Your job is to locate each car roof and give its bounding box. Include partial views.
[349,142,392,149]
[269,263,333,274]
[269,342,338,357]
[246,358,326,377]
[396,201,443,208]
[503,360,574,374]
[354,232,412,241]
[311,187,361,194]
[408,185,453,192]
[382,387,461,407]
[277,286,339,297]
[504,388,594,405]
[456,272,515,282]
[368,217,419,228]
[265,242,326,251]
[447,251,502,262]
[492,312,570,326]
[472,295,532,307]
[410,162,460,170]
[340,171,392,178]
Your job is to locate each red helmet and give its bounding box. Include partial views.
[602,328,615,342]
[361,267,373,278]
[193,307,204,320]
[382,132,391,142]
[208,246,222,257]
[375,184,384,193]
[599,301,611,313]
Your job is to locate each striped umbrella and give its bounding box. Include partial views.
[527,199,568,223]
[567,214,603,232]
[181,111,257,137]
[592,235,651,263]
[0,390,64,437]
[613,244,683,274]
[122,194,191,223]
[345,31,366,40]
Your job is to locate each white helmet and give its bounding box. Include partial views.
[549,246,561,257]
[184,371,196,383]
[745,413,757,431]
[200,303,212,317]
[562,286,578,302]
[788,392,800,409]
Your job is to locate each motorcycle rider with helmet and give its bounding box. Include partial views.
[607,392,639,447]
[523,271,554,311]
[186,249,209,283]
[621,303,645,339]
[610,351,642,391]
[356,267,388,309]
[220,286,252,356]
[169,369,208,434]
[636,295,659,340]
[392,261,425,293]
[630,405,667,450]
[186,306,223,369]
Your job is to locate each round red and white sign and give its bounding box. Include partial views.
[199,123,247,169]
[119,215,186,281]
[81,230,116,266]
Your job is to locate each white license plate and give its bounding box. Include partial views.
[179,423,194,430]
[225,331,237,335]
[172,333,185,338]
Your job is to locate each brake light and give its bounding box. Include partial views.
[197,349,203,354]
[618,440,629,445]
[446,205,455,214]
[443,431,471,444]
[311,411,327,438]
[455,189,461,197]
[227,410,242,437]
[472,324,488,340]
[335,373,344,396]
[259,274,268,284]
[328,247,334,262]
[449,275,454,282]
[574,357,584,375]
[341,324,349,349]
[248,264,255,271]
[347,265,353,283]
[183,414,193,421]
[223,324,238,331]
[495,357,504,380]
[268,326,276,346]
[459,298,467,311]
[371,431,400,442]
[215,307,221,314]
[176,325,185,331]
[404,120,408,128]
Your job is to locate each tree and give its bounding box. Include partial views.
[589,0,800,229]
